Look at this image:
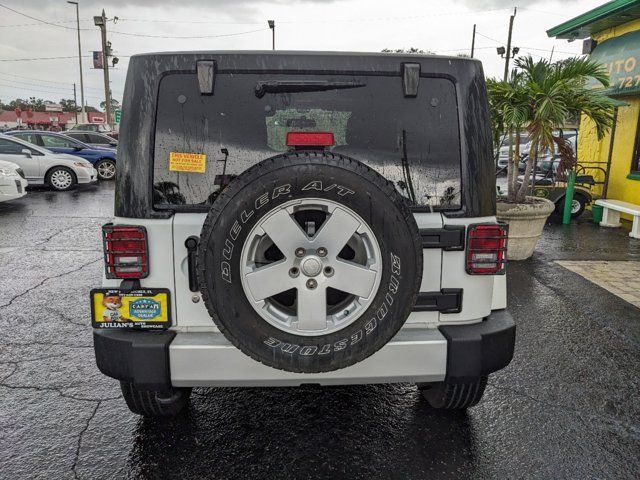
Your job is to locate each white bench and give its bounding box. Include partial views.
[595,199,640,239]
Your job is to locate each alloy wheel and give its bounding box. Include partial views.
[240,198,382,336]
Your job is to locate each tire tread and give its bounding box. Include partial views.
[196,151,423,373]
[120,381,191,417]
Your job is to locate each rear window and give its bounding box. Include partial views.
[153,72,461,210]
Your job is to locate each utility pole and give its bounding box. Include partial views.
[73,83,78,124]
[471,24,476,58]
[67,1,85,123]
[268,20,275,50]
[503,8,516,81]
[94,10,113,127]
[549,45,555,62]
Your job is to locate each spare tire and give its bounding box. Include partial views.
[197,152,422,373]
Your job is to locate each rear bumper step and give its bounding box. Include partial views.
[93,310,515,389]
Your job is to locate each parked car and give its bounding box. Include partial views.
[66,131,118,148]
[0,159,28,202]
[0,133,97,191]
[91,51,515,417]
[496,133,531,172]
[69,123,119,140]
[6,130,117,181]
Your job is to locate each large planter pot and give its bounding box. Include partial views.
[496,197,555,261]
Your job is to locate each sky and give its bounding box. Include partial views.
[0,0,605,109]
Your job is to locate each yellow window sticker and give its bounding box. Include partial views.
[169,152,206,173]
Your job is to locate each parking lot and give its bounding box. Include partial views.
[1,182,639,479]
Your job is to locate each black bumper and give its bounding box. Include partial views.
[93,310,515,389]
[93,329,175,391]
[439,309,516,383]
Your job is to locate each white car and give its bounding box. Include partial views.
[0,159,28,202]
[0,133,97,191]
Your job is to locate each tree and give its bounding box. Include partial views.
[488,55,616,203]
[100,98,120,112]
[59,98,78,112]
[381,48,435,54]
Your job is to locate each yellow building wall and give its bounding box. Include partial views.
[577,18,640,221]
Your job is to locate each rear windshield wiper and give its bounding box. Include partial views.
[255,80,366,98]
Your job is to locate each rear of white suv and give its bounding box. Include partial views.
[91,51,515,417]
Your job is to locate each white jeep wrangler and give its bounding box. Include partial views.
[91,51,515,416]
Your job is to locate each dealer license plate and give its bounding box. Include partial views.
[90,288,171,330]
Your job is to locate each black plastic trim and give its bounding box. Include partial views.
[196,59,216,95]
[439,309,516,383]
[413,289,463,313]
[185,236,200,292]
[402,62,421,97]
[420,225,465,250]
[93,329,175,391]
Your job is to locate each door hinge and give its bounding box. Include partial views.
[413,289,463,314]
[419,225,465,250]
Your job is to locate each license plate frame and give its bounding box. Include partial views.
[90,288,172,330]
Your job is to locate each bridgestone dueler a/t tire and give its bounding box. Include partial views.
[197,152,423,373]
[120,382,191,417]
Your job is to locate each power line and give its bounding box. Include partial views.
[0,19,92,28]
[0,79,75,92]
[0,55,91,62]
[0,72,106,91]
[521,45,580,55]
[435,46,495,53]
[119,18,264,25]
[118,7,513,26]
[0,82,73,95]
[476,30,582,56]
[109,27,268,39]
[475,31,505,46]
[0,3,92,31]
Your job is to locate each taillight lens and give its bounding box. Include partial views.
[103,224,148,279]
[286,131,334,148]
[466,224,508,275]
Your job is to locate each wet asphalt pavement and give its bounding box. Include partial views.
[0,182,639,480]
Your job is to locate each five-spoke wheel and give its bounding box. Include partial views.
[240,199,381,336]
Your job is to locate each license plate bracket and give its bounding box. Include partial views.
[90,288,171,330]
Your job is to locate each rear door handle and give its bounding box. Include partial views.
[185,236,199,292]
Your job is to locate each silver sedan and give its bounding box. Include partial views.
[0,133,97,191]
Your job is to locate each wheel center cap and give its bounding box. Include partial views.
[301,256,322,277]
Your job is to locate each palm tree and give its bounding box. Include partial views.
[487,72,530,202]
[489,55,616,204]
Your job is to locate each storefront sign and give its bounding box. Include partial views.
[590,29,640,96]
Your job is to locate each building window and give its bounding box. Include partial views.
[632,110,640,175]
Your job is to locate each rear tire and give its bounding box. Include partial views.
[96,159,116,180]
[418,376,488,409]
[554,193,587,219]
[45,166,76,191]
[120,381,191,417]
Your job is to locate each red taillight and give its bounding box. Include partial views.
[466,224,508,275]
[286,131,334,148]
[103,224,148,279]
